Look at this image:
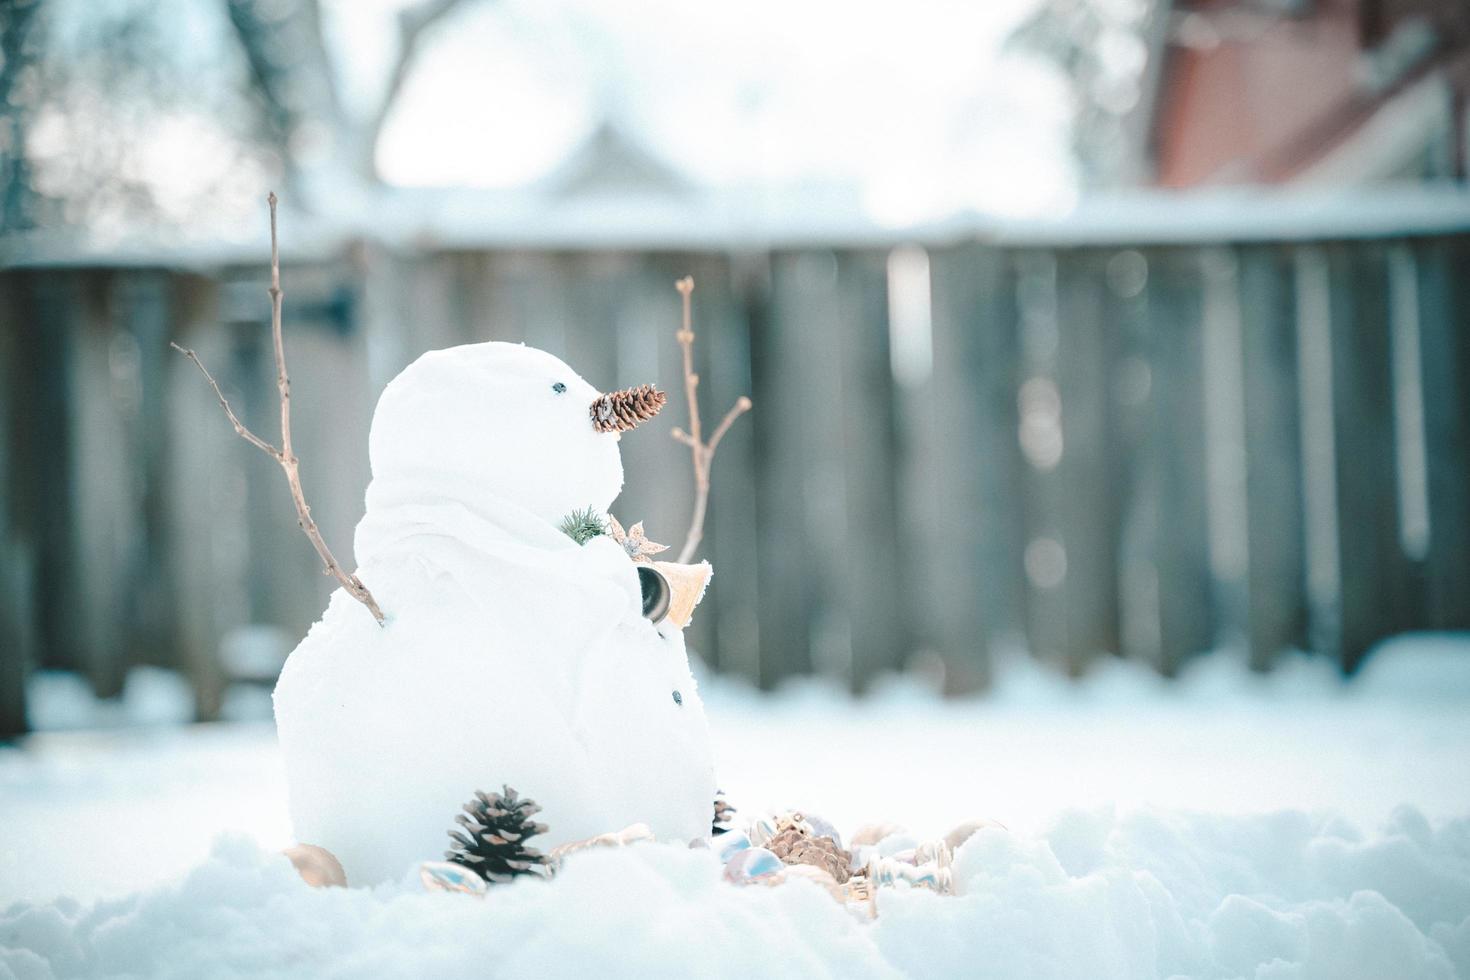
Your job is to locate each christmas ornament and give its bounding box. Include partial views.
[419,860,490,896]
[944,817,1007,851]
[591,384,668,434]
[445,785,552,885]
[284,844,347,888]
[723,846,785,884]
[715,829,753,864]
[851,822,907,847]
[548,822,655,868]
[273,343,715,884]
[862,851,954,894]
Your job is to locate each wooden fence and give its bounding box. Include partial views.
[2,225,1468,733]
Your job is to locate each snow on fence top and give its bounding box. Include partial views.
[7,184,1470,269]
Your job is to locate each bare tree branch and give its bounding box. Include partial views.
[670,275,752,564]
[169,342,280,457]
[174,192,385,624]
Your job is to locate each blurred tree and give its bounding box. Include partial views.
[1008,0,1157,187]
[0,0,43,232]
[0,0,484,237]
[225,0,480,189]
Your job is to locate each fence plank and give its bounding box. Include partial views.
[1238,245,1307,667]
[923,243,1022,689]
[165,277,244,720]
[1414,237,1470,629]
[750,253,830,686]
[1326,242,1409,672]
[700,254,761,683]
[1024,250,1122,673]
[0,272,33,735]
[832,251,905,689]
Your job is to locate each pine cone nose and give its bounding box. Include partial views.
[590,384,667,433]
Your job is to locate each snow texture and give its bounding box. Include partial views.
[4,640,1470,978]
[2,807,1468,979]
[272,343,715,885]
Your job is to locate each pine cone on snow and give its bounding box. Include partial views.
[590,384,667,433]
[712,791,737,836]
[768,827,853,884]
[445,785,551,885]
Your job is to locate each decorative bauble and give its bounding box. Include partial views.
[419,860,489,896]
[944,818,1007,852]
[723,846,784,884]
[548,822,654,868]
[781,863,847,902]
[715,829,752,864]
[862,853,953,895]
[851,822,907,847]
[747,814,779,849]
[284,844,346,888]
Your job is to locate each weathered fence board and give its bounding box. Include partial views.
[1414,237,1470,630]
[924,243,1023,690]
[1237,245,1307,668]
[1326,242,1411,672]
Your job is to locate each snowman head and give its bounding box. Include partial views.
[367,343,664,526]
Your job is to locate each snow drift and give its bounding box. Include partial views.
[4,805,1468,980]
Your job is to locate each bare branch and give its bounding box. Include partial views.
[169,342,281,458]
[706,396,753,456]
[670,276,752,564]
[173,193,385,625]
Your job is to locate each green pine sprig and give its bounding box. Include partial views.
[559,507,607,546]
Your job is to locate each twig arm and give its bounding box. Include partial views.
[172,192,386,625]
[170,342,281,458]
[669,276,752,565]
[706,396,753,456]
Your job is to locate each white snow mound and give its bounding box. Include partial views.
[4,806,1469,980]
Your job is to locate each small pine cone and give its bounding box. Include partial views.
[768,827,852,884]
[591,384,667,433]
[712,791,737,836]
[445,784,552,885]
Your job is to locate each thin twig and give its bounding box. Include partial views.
[670,275,752,564]
[173,192,385,625]
[169,343,280,458]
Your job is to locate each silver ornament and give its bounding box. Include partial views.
[715,830,753,865]
[802,813,843,850]
[747,815,779,849]
[419,861,490,896]
[723,847,784,884]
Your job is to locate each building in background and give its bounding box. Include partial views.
[1148,0,1470,185]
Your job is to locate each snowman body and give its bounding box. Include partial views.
[272,343,715,885]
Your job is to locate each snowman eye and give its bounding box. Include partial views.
[672,690,683,707]
[552,382,567,394]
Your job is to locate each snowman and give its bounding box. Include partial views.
[272,342,716,885]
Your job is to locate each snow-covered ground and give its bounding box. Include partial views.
[3,637,1470,979]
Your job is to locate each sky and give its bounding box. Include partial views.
[26,0,1088,239]
[327,0,1079,222]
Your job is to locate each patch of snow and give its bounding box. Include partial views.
[3,810,1467,979]
[3,636,1469,977]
